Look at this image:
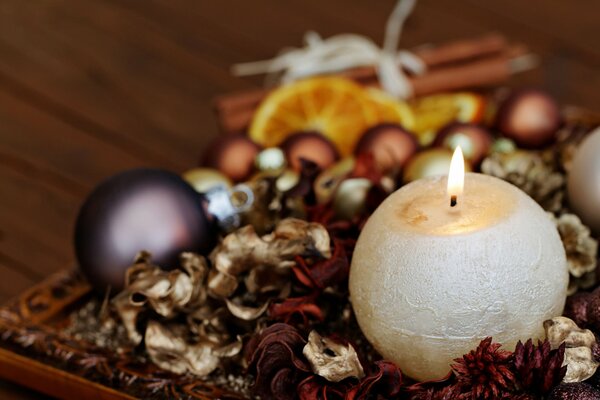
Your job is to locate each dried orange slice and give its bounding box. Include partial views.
[364,88,415,130]
[249,77,375,156]
[409,92,486,146]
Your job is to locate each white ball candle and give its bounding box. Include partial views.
[349,149,568,382]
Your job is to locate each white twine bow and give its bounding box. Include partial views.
[232,0,425,99]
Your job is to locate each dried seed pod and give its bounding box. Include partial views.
[545,317,596,350]
[302,331,364,382]
[544,316,599,383]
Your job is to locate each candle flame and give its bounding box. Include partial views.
[447,146,465,207]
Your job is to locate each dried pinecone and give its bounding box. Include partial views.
[481,150,565,212]
[551,213,598,283]
[246,323,311,400]
[513,339,566,395]
[547,382,600,399]
[451,337,515,399]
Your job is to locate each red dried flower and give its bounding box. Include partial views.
[246,323,311,400]
[268,295,324,326]
[297,375,356,400]
[292,240,349,291]
[451,337,515,399]
[513,339,566,395]
[347,360,403,400]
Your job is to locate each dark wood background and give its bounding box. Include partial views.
[0,0,598,397]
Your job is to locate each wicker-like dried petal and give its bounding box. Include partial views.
[544,317,596,349]
[145,321,220,376]
[225,298,270,321]
[563,347,599,383]
[544,317,599,383]
[302,330,364,382]
[481,151,565,212]
[207,269,238,298]
[210,218,331,281]
[551,214,598,279]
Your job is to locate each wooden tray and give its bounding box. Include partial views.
[0,269,246,400]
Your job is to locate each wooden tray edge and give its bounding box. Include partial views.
[0,348,135,400]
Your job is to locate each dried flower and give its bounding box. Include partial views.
[451,337,515,399]
[113,252,209,345]
[348,361,403,399]
[246,323,311,400]
[292,240,349,291]
[268,295,324,326]
[481,150,565,212]
[208,218,331,298]
[544,316,599,383]
[513,339,566,394]
[302,331,364,382]
[551,213,598,279]
[144,321,241,376]
[545,317,597,350]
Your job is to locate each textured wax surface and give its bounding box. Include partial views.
[567,127,600,234]
[349,173,568,381]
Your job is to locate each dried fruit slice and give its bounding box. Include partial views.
[409,92,486,146]
[364,88,415,130]
[249,77,375,155]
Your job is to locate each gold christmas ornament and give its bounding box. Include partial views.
[333,178,372,220]
[403,148,472,183]
[183,168,232,193]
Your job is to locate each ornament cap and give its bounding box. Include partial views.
[205,184,254,232]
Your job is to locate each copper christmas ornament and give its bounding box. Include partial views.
[202,134,261,181]
[434,122,493,165]
[495,89,561,149]
[280,131,339,171]
[354,123,419,173]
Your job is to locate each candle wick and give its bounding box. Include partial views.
[450,195,457,207]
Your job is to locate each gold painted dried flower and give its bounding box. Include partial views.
[544,316,599,383]
[208,218,331,299]
[302,331,364,382]
[481,150,565,212]
[551,213,598,279]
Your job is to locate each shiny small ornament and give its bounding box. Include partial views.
[314,158,355,204]
[281,131,339,171]
[333,178,372,220]
[202,134,261,181]
[434,122,492,165]
[403,148,472,183]
[491,137,517,154]
[495,89,561,148]
[255,147,286,173]
[568,127,600,234]
[74,168,215,292]
[183,168,232,193]
[354,123,419,173]
[275,170,300,192]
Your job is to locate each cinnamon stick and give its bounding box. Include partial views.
[214,33,509,116]
[215,45,534,135]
